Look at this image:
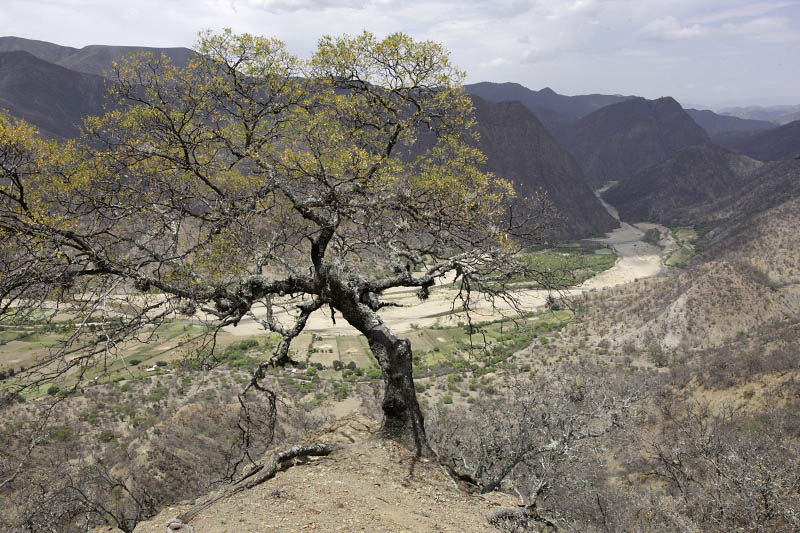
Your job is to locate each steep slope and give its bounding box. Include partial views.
[0,35,194,76]
[566,97,710,186]
[587,160,800,351]
[602,144,762,223]
[685,108,774,139]
[731,119,800,161]
[681,159,800,228]
[0,50,106,138]
[470,96,618,239]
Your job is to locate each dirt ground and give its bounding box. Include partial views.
[132,414,517,533]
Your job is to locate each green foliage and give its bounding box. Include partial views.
[332,382,350,400]
[48,425,72,442]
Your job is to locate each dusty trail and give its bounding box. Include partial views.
[224,190,675,337]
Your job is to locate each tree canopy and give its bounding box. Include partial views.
[0,30,555,454]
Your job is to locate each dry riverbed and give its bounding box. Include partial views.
[225,192,676,338]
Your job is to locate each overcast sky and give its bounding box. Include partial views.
[2,0,799,108]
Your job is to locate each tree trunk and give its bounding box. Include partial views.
[365,328,432,457]
[329,287,432,456]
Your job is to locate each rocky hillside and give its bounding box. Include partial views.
[0,36,194,76]
[731,119,800,161]
[566,97,710,186]
[471,96,618,239]
[0,50,107,138]
[586,161,800,351]
[680,159,800,229]
[602,143,762,223]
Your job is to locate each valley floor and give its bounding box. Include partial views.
[225,193,675,338]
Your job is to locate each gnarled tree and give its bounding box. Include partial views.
[0,30,555,455]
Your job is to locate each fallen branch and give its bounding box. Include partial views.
[487,507,558,532]
[177,443,333,523]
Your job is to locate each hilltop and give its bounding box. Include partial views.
[133,414,518,533]
[565,96,710,185]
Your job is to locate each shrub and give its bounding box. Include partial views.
[97,429,115,443]
[442,395,453,405]
[346,361,357,370]
[49,425,72,442]
[155,361,168,367]
[238,339,259,350]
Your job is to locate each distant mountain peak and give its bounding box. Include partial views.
[565,95,710,185]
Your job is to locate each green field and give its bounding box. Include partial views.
[666,226,698,267]
[512,244,617,287]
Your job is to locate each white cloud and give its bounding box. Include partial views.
[689,1,793,24]
[240,0,389,12]
[2,0,800,106]
[638,16,706,41]
[479,57,512,67]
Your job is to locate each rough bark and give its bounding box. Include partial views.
[329,280,432,457]
[366,329,431,457]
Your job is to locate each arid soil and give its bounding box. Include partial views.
[133,415,517,532]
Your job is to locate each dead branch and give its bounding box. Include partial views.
[177,443,333,523]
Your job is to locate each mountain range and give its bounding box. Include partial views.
[720,104,800,125]
[0,36,193,76]
[3,35,800,242]
[0,36,617,239]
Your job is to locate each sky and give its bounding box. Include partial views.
[2,0,799,108]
